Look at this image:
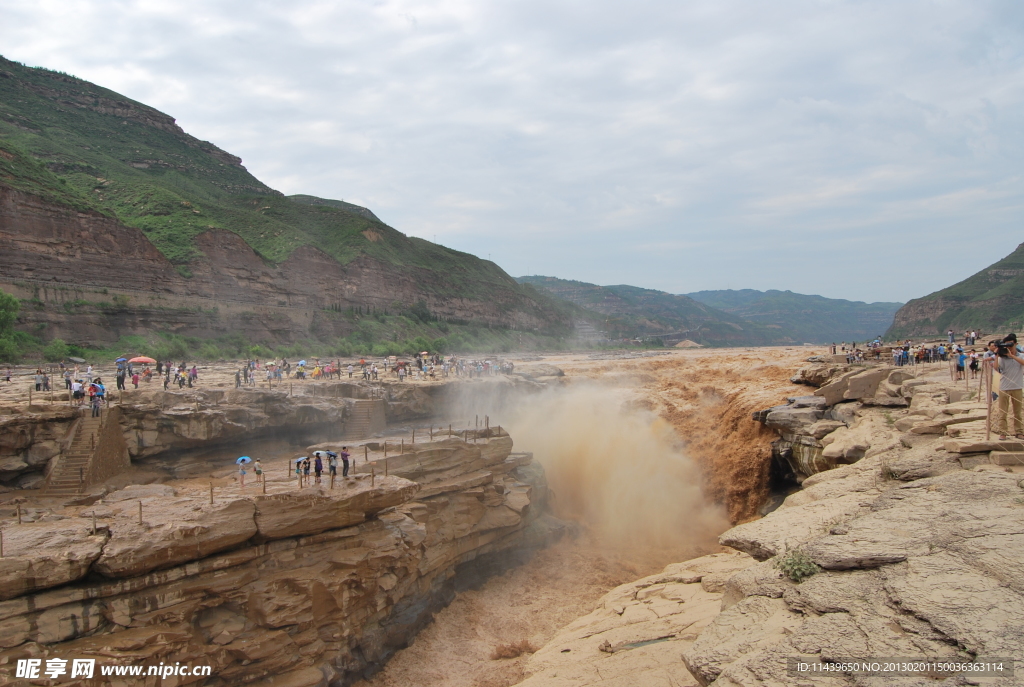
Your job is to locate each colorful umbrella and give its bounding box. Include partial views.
[129,356,156,364]
[236,456,252,464]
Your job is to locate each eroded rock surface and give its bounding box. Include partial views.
[516,552,754,687]
[0,435,558,685]
[683,365,1024,687]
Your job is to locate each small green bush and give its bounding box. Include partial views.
[775,548,820,583]
[43,338,69,362]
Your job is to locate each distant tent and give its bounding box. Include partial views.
[674,339,703,349]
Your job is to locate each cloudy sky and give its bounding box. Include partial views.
[2,1,1023,303]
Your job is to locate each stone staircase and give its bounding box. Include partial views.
[344,399,386,440]
[42,410,103,497]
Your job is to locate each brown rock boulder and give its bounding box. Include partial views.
[253,476,418,540]
[93,498,257,577]
[0,521,107,600]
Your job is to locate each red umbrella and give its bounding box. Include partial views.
[129,356,156,364]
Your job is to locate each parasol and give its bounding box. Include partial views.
[115,357,127,362]
[129,356,156,364]
[236,456,252,464]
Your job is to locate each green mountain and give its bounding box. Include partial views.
[0,55,556,311]
[887,243,1024,339]
[516,276,785,346]
[687,290,902,343]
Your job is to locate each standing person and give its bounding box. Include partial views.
[64,369,72,390]
[91,388,102,417]
[4,367,11,383]
[71,379,83,405]
[348,363,354,379]
[990,342,1024,440]
[295,458,304,485]
[956,350,966,380]
[303,456,311,483]
[34,369,42,392]
[235,369,241,388]
[340,446,351,478]
[238,461,247,487]
[328,451,338,480]
[132,371,140,389]
[254,458,263,484]
[314,453,323,484]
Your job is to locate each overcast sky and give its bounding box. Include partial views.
[2,1,1023,303]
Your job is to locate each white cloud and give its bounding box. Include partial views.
[2,0,1023,301]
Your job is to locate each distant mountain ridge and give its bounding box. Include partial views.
[688,290,902,343]
[518,277,784,346]
[518,277,902,345]
[888,242,1024,339]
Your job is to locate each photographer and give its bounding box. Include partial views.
[991,340,1024,440]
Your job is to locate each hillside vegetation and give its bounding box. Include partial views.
[688,290,901,343]
[887,242,1024,338]
[0,55,543,305]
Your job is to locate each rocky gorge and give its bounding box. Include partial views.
[0,426,560,686]
[509,355,1024,686]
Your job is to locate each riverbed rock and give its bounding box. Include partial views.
[516,552,755,687]
[763,406,823,435]
[790,364,849,387]
[686,425,1024,686]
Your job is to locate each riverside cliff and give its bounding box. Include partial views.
[0,427,559,686]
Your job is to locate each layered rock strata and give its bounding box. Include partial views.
[756,363,922,479]
[0,187,559,346]
[0,434,557,685]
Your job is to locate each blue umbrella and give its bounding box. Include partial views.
[298,360,306,366]
[115,358,127,362]
[236,456,252,464]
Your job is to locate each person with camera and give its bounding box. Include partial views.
[989,339,1024,440]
